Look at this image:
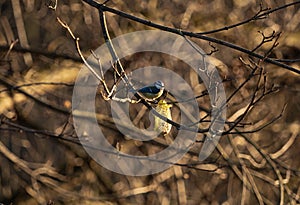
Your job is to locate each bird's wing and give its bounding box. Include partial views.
[138,86,160,94]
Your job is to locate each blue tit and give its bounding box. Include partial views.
[131,81,165,100]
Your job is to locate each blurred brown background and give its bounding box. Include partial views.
[0,0,299,204]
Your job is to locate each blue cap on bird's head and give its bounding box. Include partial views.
[131,80,165,101]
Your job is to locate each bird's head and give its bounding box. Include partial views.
[154,81,164,90]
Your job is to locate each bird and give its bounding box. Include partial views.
[131,80,165,101]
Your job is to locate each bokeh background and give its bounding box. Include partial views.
[0,0,299,204]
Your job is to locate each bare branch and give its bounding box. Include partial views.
[83,0,300,74]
